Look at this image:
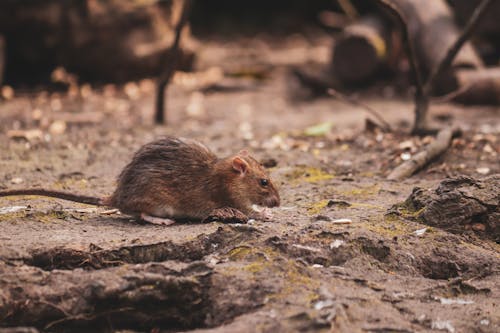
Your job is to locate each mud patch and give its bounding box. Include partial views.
[417,244,498,280]
[358,237,391,262]
[27,226,250,270]
[0,261,213,331]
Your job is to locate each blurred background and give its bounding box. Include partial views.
[1,0,499,92]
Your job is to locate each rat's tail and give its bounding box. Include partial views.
[0,189,107,206]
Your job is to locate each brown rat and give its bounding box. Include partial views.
[0,137,280,225]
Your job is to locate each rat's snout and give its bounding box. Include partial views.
[265,194,280,208]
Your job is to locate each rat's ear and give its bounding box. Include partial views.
[232,156,249,174]
[238,149,249,157]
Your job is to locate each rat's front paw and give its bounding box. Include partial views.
[203,207,248,224]
[249,207,274,221]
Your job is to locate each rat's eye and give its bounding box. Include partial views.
[260,179,269,187]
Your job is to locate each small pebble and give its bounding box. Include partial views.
[331,218,352,224]
[329,239,344,249]
[476,167,490,175]
[49,120,67,135]
[414,228,427,236]
[400,152,412,161]
[1,85,14,99]
[11,177,24,184]
[479,319,490,326]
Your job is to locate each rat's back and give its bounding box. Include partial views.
[109,137,218,217]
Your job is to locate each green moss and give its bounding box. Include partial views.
[286,167,334,185]
[0,209,70,223]
[0,211,26,221]
[268,259,320,303]
[53,178,89,190]
[365,218,413,237]
[223,245,321,306]
[35,210,71,223]
[243,261,269,274]
[307,199,330,215]
[387,201,426,223]
[228,246,254,261]
[338,184,380,198]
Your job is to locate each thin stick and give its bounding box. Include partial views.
[154,0,192,124]
[327,88,392,132]
[387,127,454,180]
[375,0,427,133]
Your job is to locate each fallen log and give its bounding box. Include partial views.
[382,0,483,90]
[331,15,389,84]
[448,67,500,105]
[0,1,195,83]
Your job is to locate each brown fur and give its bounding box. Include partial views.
[109,137,280,219]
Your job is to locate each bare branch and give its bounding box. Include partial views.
[154,0,192,124]
[423,0,493,96]
[375,0,428,133]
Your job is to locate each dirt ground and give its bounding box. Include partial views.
[0,35,499,333]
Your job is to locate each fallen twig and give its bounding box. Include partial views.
[327,88,392,132]
[154,0,191,124]
[387,127,456,180]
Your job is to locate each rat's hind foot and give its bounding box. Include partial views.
[140,213,176,226]
[203,207,248,224]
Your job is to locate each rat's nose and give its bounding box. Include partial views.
[266,195,280,208]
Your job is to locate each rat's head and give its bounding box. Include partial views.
[225,150,280,211]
